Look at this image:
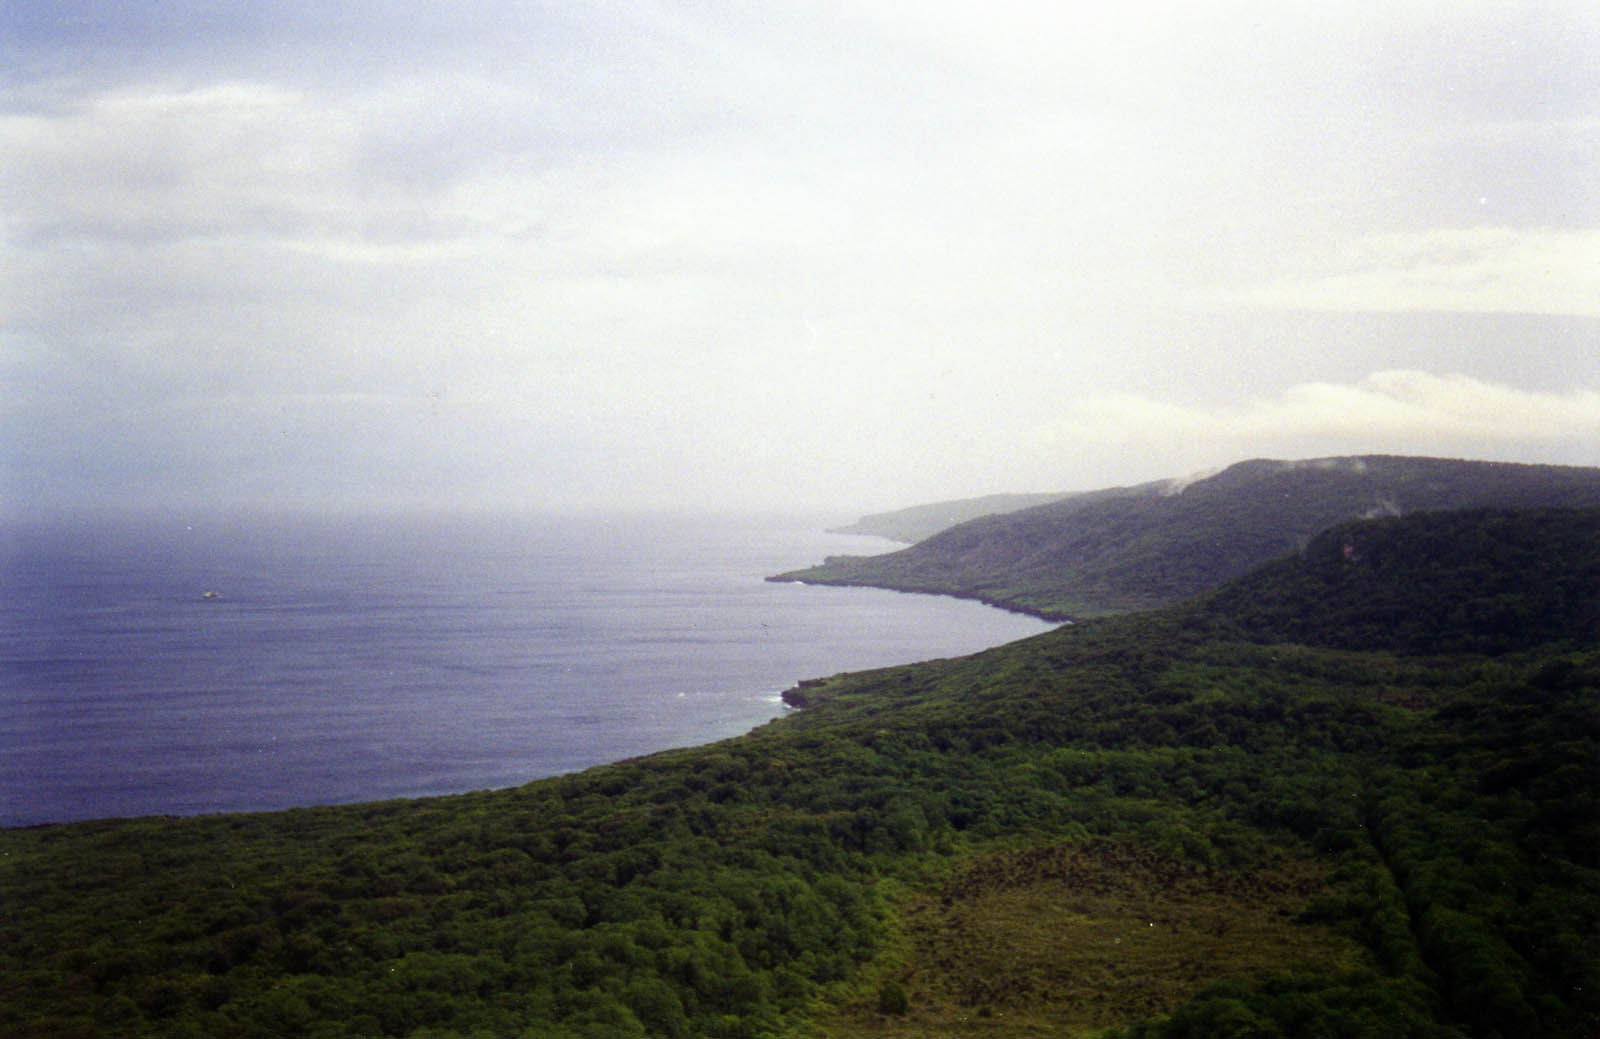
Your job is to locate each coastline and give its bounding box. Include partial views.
[3,512,1055,828]
[765,571,1076,623]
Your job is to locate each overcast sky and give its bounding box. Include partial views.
[4,1,1598,516]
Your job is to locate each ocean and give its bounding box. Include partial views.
[1,510,1054,827]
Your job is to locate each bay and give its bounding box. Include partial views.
[1,510,1053,826]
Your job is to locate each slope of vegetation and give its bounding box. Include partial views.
[4,507,1598,1038]
[827,489,1144,544]
[771,456,1600,619]
[1201,507,1600,654]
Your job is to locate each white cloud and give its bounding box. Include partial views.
[1033,372,1600,476]
[1215,228,1600,316]
[0,83,360,243]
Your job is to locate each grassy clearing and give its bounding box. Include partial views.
[813,839,1365,1038]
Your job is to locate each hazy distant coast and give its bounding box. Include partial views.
[773,455,1600,620]
[824,492,1070,544]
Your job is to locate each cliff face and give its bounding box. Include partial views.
[773,455,1600,619]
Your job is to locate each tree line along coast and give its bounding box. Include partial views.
[3,454,1598,1038]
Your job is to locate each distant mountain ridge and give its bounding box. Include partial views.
[772,455,1600,619]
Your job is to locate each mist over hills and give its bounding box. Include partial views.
[774,455,1600,619]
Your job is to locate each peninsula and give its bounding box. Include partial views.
[771,455,1600,619]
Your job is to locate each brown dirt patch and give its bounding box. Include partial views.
[812,839,1364,1038]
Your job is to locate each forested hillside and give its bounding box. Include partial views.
[1201,507,1600,654]
[772,456,1600,619]
[3,507,1598,1038]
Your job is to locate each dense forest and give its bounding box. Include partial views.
[3,504,1598,1037]
[772,455,1600,619]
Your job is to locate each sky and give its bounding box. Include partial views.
[4,0,1599,516]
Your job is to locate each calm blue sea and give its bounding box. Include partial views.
[1,510,1053,827]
